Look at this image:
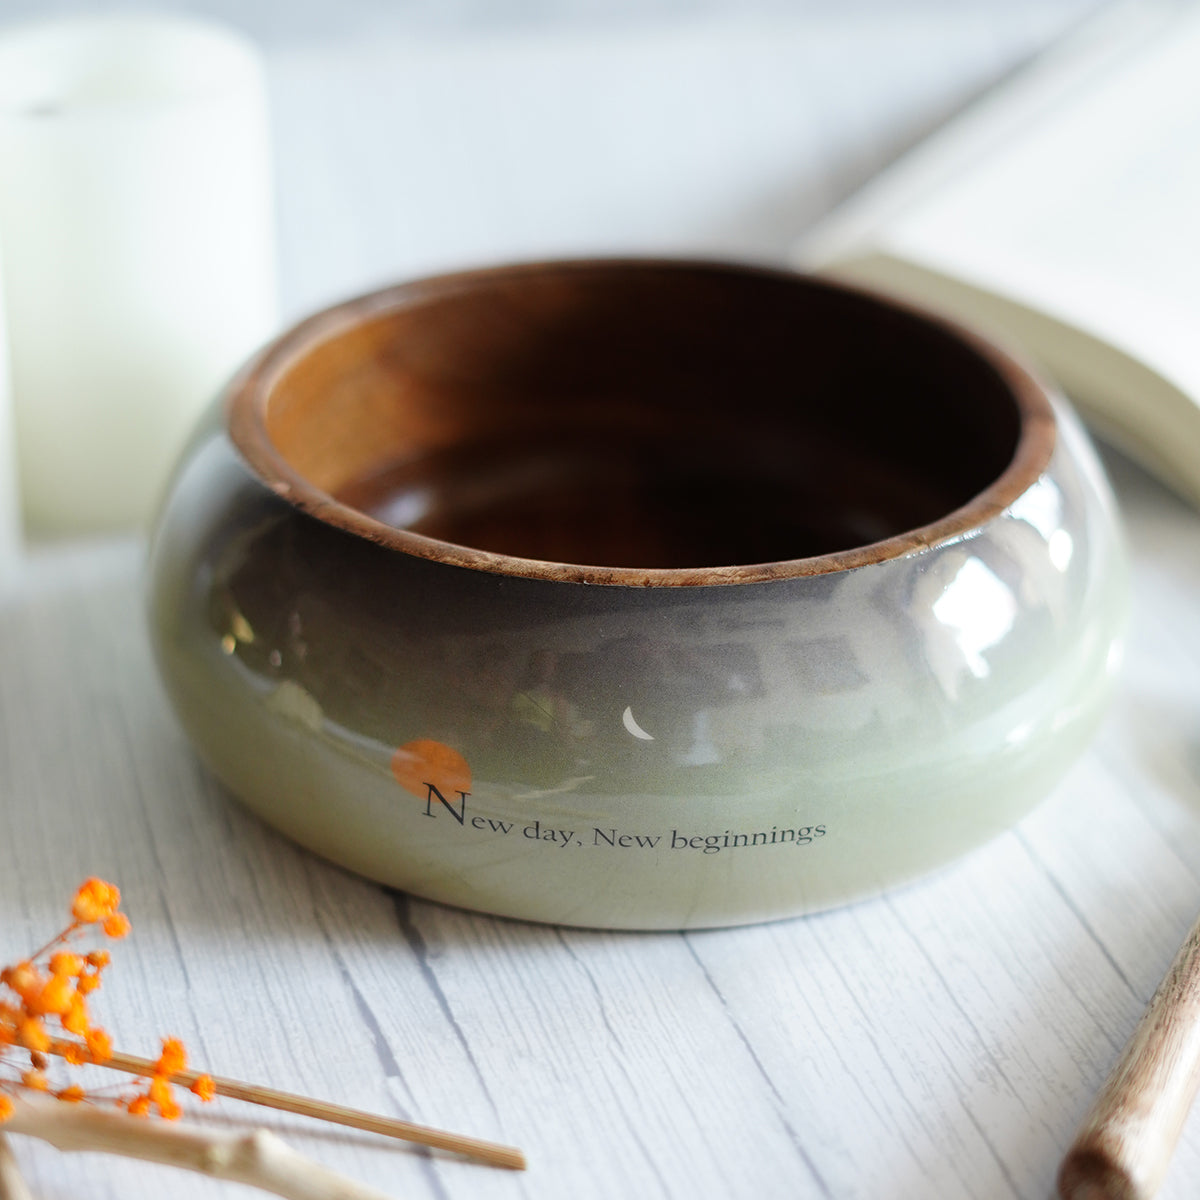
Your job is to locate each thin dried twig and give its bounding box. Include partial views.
[4,1096,396,1200]
[42,1037,525,1170]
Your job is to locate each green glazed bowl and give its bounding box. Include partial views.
[147,259,1127,929]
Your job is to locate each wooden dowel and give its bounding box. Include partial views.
[0,1132,35,1200]
[43,1041,525,1171]
[1058,912,1200,1200]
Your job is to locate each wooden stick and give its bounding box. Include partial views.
[0,1132,35,1200]
[44,1039,525,1171]
[4,1096,393,1200]
[1058,912,1200,1200]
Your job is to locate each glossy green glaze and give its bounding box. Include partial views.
[147,262,1128,929]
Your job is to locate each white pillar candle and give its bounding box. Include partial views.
[0,15,278,536]
[0,282,19,573]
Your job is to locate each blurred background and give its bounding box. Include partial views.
[0,0,1114,544]
[0,0,1108,321]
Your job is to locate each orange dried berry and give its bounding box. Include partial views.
[158,1097,182,1121]
[2,962,43,1005]
[18,1015,49,1052]
[76,972,101,995]
[32,974,74,1017]
[63,1042,87,1066]
[86,951,110,970]
[0,1095,12,1122]
[72,878,121,924]
[127,1095,151,1117]
[155,1038,187,1076]
[49,952,84,977]
[21,1070,49,1091]
[101,913,131,940]
[57,1085,85,1103]
[85,1027,112,1063]
[191,1075,217,1103]
[149,1076,173,1108]
[62,994,89,1035]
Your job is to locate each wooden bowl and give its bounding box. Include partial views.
[147,259,1127,929]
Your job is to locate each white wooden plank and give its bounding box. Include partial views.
[1,13,1198,1198]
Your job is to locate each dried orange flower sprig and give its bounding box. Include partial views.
[0,878,213,1124]
[0,879,524,1181]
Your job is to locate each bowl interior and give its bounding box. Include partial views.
[237,262,1050,576]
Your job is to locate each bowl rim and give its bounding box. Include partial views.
[225,257,1057,587]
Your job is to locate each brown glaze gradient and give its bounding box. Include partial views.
[226,259,1056,586]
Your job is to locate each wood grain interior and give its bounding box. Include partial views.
[232,261,1055,582]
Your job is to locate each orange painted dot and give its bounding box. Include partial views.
[391,739,472,800]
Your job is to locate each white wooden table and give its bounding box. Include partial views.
[3,447,1199,1200]
[6,8,1199,1198]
